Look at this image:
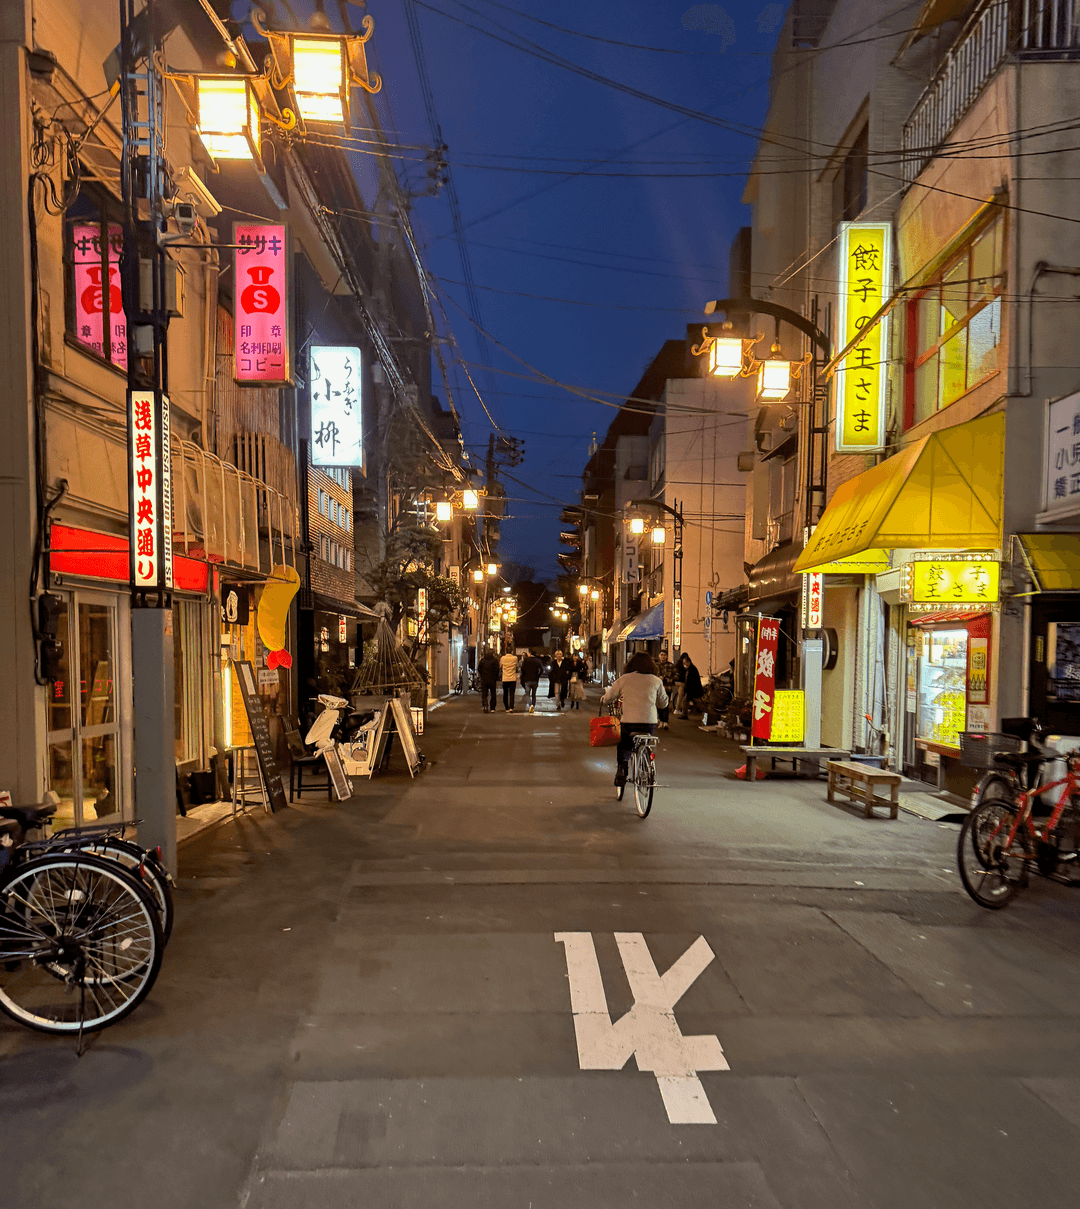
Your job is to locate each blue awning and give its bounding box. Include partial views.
[625,601,664,641]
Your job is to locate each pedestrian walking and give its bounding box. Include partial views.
[601,652,668,787]
[568,657,586,709]
[477,647,500,713]
[655,651,675,730]
[674,652,704,718]
[520,651,542,713]
[500,649,521,712]
[547,650,563,698]
[556,650,573,709]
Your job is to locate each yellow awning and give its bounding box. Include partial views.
[793,412,1004,573]
[1017,533,1080,592]
[807,549,891,575]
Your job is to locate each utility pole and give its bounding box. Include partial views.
[119,0,176,871]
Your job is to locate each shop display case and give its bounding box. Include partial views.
[915,627,968,748]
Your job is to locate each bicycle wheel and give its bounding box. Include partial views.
[957,800,1031,909]
[0,853,163,1034]
[52,837,173,944]
[633,752,654,819]
[969,774,1020,870]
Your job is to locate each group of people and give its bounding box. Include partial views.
[475,649,591,714]
[653,651,704,727]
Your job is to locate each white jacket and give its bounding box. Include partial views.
[602,672,669,725]
[499,653,520,682]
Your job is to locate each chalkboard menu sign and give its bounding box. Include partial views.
[233,661,288,813]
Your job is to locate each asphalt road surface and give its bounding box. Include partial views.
[5,687,1080,1208]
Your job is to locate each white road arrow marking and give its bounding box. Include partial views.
[554,931,728,1124]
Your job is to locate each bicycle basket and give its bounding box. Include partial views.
[958,731,1024,770]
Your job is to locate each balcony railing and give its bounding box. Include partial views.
[902,1,1009,185]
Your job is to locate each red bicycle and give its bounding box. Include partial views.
[958,718,1080,909]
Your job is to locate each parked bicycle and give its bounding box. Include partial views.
[0,800,166,1034]
[957,717,1080,909]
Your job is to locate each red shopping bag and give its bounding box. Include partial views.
[589,715,621,748]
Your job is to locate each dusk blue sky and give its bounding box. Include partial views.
[243,2,786,578]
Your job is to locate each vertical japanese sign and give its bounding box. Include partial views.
[338,614,347,644]
[310,346,364,466]
[835,222,891,452]
[1043,391,1080,515]
[72,222,127,368]
[234,223,291,385]
[751,616,780,742]
[128,389,173,591]
[801,572,823,629]
[417,588,428,640]
[673,596,682,649]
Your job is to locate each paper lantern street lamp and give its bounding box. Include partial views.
[196,76,261,162]
[291,36,348,123]
[651,526,666,546]
[472,569,484,583]
[757,345,793,402]
[462,489,479,510]
[629,517,645,535]
[591,589,600,601]
[435,500,453,523]
[707,335,744,378]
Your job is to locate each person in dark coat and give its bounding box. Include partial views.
[675,652,704,718]
[556,651,574,709]
[520,652,543,713]
[477,648,500,713]
[547,651,563,698]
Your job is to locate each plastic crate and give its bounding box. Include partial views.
[958,731,1023,769]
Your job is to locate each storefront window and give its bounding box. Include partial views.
[1046,622,1080,701]
[915,627,968,746]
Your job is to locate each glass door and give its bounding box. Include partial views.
[46,590,127,827]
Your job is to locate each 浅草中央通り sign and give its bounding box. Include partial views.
[234,223,291,386]
[310,345,363,467]
[801,572,823,629]
[835,222,891,453]
[902,559,1000,605]
[128,389,173,592]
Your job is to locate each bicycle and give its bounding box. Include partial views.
[0,806,164,1036]
[617,733,658,818]
[957,717,1080,909]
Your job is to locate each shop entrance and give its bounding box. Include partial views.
[46,589,129,828]
[1029,598,1080,735]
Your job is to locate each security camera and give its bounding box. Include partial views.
[173,202,197,236]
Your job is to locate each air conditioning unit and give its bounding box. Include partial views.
[139,257,184,317]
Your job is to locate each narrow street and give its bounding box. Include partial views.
[5,689,1080,1209]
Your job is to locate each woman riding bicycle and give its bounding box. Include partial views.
[602,651,669,788]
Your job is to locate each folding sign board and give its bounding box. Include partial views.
[234,223,291,386]
[835,222,891,453]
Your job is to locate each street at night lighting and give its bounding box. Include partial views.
[435,501,453,523]
[757,344,793,402]
[629,517,645,535]
[291,36,348,123]
[487,562,498,576]
[707,334,744,378]
[591,589,600,601]
[502,585,512,593]
[472,569,484,583]
[196,76,261,161]
[577,584,588,596]
[651,526,666,546]
[462,489,479,510]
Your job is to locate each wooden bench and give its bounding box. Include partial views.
[827,760,902,818]
[741,746,850,782]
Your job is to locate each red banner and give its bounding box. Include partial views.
[751,616,780,741]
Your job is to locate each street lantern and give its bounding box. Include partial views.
[707,335,744,378]
[487,562,498,576]
[651,526,666,546]
[591,589,600,601]
[463,489,479,510]
[291,36,348,123]
[196,76,261,161]
[502,585,512,594]
[472,568,484,583]
[578,584,588,596]
[757,345,793,402]
[435,500,453,523]
[629,517,645,535]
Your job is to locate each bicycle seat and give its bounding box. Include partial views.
[0,803,58,828]
[0,818,19,838]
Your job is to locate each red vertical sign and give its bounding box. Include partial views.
[751,616,780,742]
[234,223,291,385]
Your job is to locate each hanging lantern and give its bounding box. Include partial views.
[629,517,645,535]
[462,489,479,510]
[487,562,498,576]
[472,568,484,583]
[707,335,744,378]
[435,500,453,523]
[291,36,348,123]
[578,584,588,596]
[757,345,793,402]
[196,76,261,161]
[591,589,600,601]
[651,526,666,546]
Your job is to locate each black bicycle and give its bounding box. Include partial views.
[0,804,165,1035]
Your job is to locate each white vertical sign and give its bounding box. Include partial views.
[673,596,682,649]
[129,389,172,590]
[310,345,363,466]
[802,572,823,629]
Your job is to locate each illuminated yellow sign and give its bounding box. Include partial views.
[836,223,891,453]
[904,559,1000,604]
[770,690,805,743]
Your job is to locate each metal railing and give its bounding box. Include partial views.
[902,1,1009,186]
[903,0,1080,185]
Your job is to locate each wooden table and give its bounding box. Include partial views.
[827,760,902,818]
[740,746,850,782]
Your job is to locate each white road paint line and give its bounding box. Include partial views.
[554,931,728,1125]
